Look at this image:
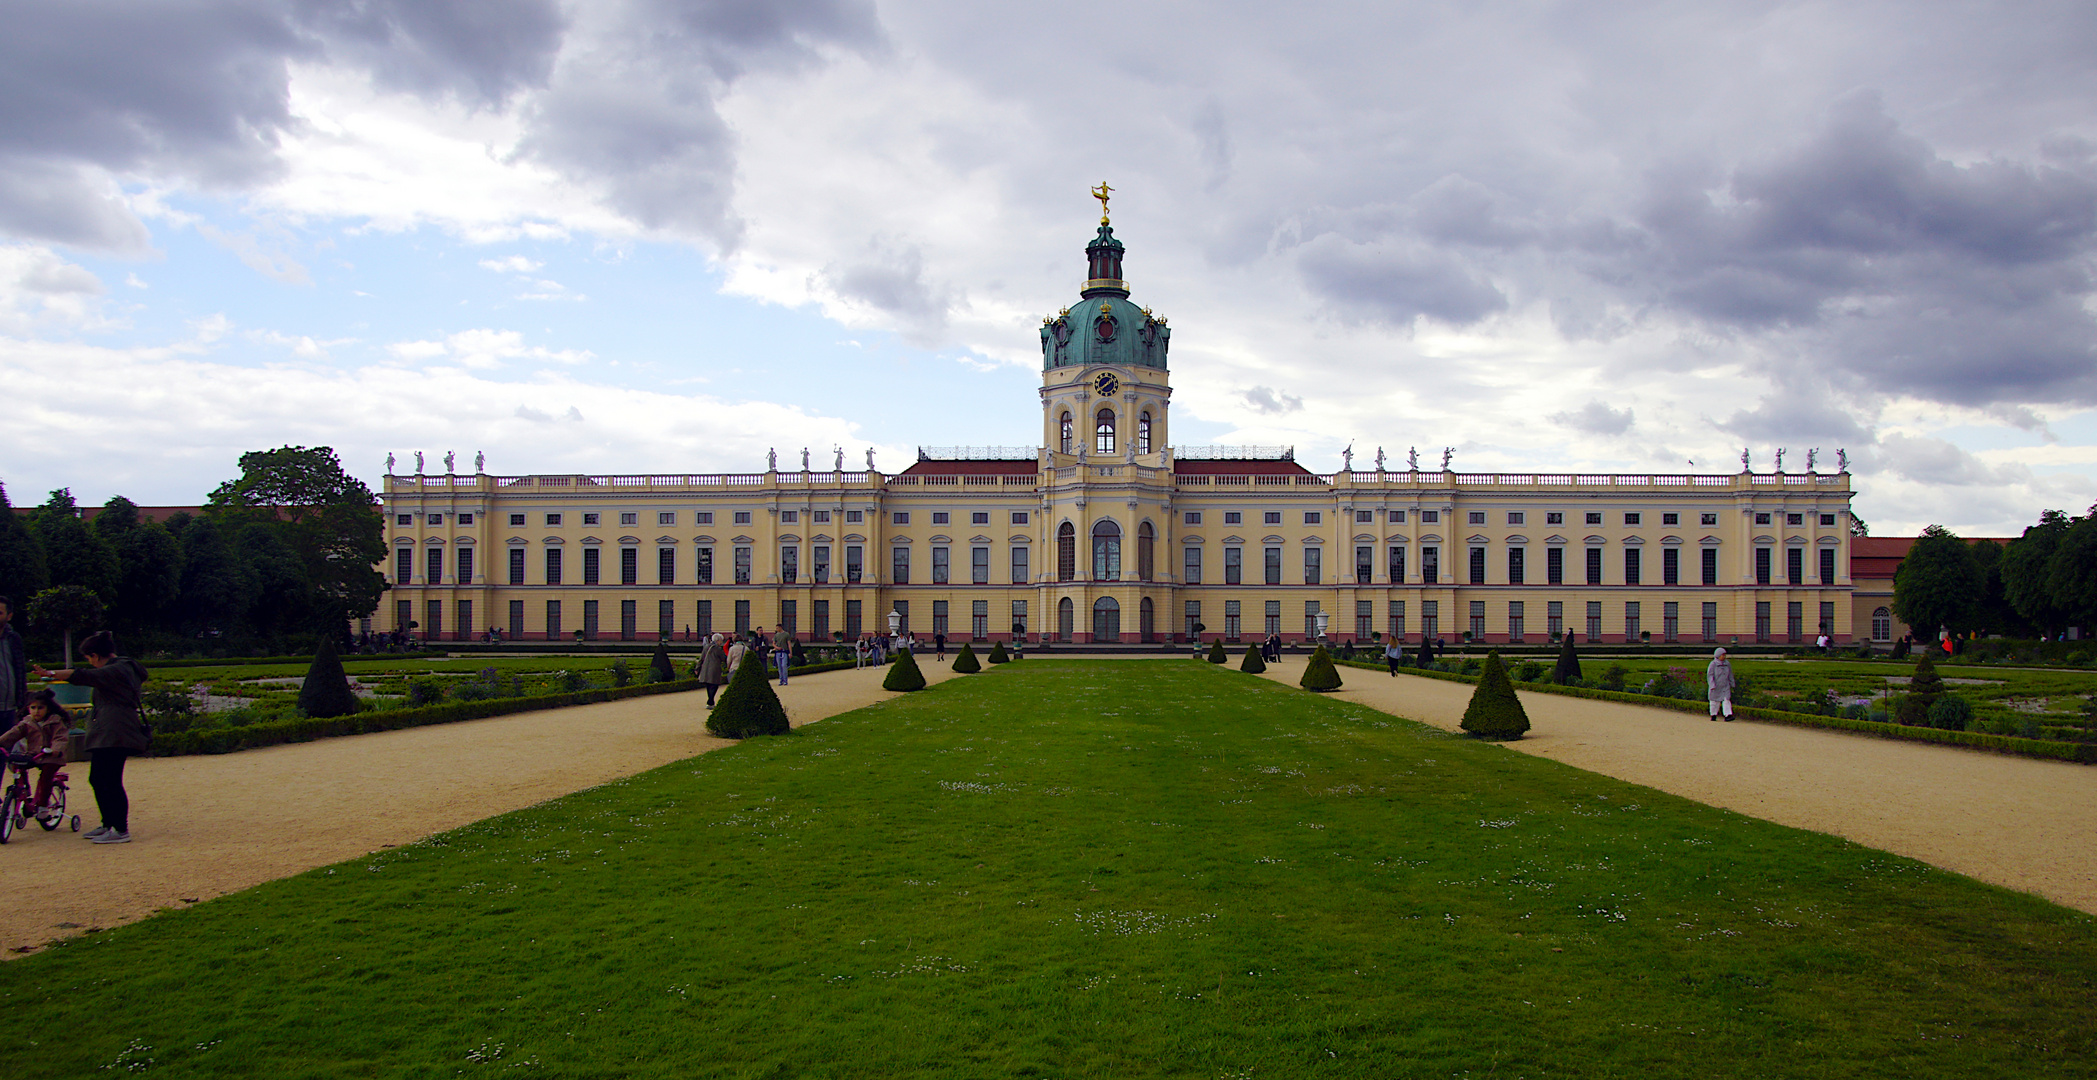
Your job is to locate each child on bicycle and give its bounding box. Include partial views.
[0,689,70,823]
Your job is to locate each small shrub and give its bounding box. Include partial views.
[1927,696,1974,732]
[452,681,501,702]
[558,668,586,693]
[1513,660,1545,683]
[1207,641,1228,664]
[1458,658,1482,676]
[1240,645,1266,673]
[1460,651,1531,740]
[609,659,633,687]
[142,683,199,733]
[988,641,1010,664]
[1300,646,1343,692]
[2068,649,2091,667]
[883,648,927,691]
[649,642,675,684]
[706,652,791,738]
[298,637,361,719]
[953,643,982,674]
[406,678,445,707]
[1840,703,1869,720]
[1599,664,1629,692]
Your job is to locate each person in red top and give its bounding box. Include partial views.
[0,689,70,823]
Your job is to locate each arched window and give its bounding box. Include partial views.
[1095,408,1116,455]
[1059,412,1073,455]
[1058,596,1075,640]
[1138,596,1155,642]
[1138,411,1152,455]
[1057,522,1077,582]
[1871,606,1892,642]
[1093,519,1122,581]
[1136,521,1154,581]
[1092,596,1121,641]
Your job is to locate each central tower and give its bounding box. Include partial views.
[1039,201,1172,463]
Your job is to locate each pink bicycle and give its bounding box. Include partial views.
[0,751,78,842]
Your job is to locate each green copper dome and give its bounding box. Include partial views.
[1040,222,1171,371]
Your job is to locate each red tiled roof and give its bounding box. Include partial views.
[1851,535,2013,579]
[900,459,1041,476]
[1172,459,1312,476]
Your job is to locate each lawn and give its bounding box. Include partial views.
[3,661,2094,1078]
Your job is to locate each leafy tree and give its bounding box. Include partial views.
[1849,515,1870,537]
[2001,511,2072,636]
[27,584,103,666]
[176,515,255,636]
[1460,651,1531,740]
[104,500,183,637]
[1206,640,1227,664]
[1551,634,1582,685]
[0,481,47,605]
[1239,644,1266,673]
[30,489,118,603]
[1966,539,2024,637]
[1893,525,1981,639]
[2045,511,2097,632]
[1299,645,1342,691]
[207,446,386,631]
[882,647,926,691]
[238,524,313,638]
[707,651,791,737]
[952,642,981,673]
[649,641,676,683]
[298,636,361,718]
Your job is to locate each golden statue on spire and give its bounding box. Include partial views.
[1092,181,1113,224]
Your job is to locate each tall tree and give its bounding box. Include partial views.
[176,515,255,636]
[1967,540,2025,637]
[1893,525,1982,639]
[207,446,386,631]
[0,481,48,605]
[2045,509,2097,633]
[29,489,118,603]
[2002,510,2072,636]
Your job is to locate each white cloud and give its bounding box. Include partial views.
[384,327,590,369]
[478,255,544,273]
[247,329,358,361]
[0,244,107,332]
[123,272,148,289]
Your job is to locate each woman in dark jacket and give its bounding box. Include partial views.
[34,630,148,844]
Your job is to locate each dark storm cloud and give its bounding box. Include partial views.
[1296,234,1507,326]
[292,0,566,106]
[1549,401,1633,436]
[819,237,951,342]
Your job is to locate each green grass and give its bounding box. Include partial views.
[5,661,2095,1078]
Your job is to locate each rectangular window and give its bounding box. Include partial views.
[1787,547,1804,586]
[734,546,752,585]
[697,546,713,585]
[1012,600,1027,638]
[1304,512,1323,525]
[1225,512,1243,525]
[660,546,677,585]
[395,547,413,585]
[1702,601,1718,642]
[1820,601,1835,637]
[778,599,794,637]
[1421,511,1440,524]
[1546,547,1563,585]
[810,600,826,640]
[1663,601,1679,643]
[1356,545,1373,584]
[972,546,990,584]
[396,513,413,526]
[845,511,863,523]
[1468,545,1486,584]
[810,546,826,584]
[1468,511,1486,525]
[894,601,909,635]
[845,546,862,583]
[1624,547,1641,586]
[1586,547,1603,585]
[1755,547,1772,585]
[781,546,799,585]
[697,599,713,637]
[1662,513,1678,526]
[583,599,600,641]
[510,514,526,527]
[619,512,637,526]
[508,599,524,639]
[508,547,525,585]
[583,546,601,585]
[1820,547,1836,584]
[1264,546,1282,585]
[1011,512,1029,525]
[1422,600,1438,641]
[1586,601,1602,642]
[1388,510,1406,523]
[1585,512,1602,525]
[1624,513,1642,526]
[1701,513,1718,526]
[426,513,443,527]
[972,512,990,526]
[1185,545,1202,584]
[1702,547,1718,586]
[1469,600,1485,642]
[1223,599,1240,640]
[782,511,798,524]
[1190,600,1207,639]
[426,599,442,640]
[1303,547,1321,585]
[1507,512,1524,525]
[620,599,636,642]
[932,546,950,584]
[1547,600,1563,640]
[545,599,561,640]
[809,511,826,523]
[1507,547,1524,585]
[972,599,989,639]
[1388,545,1406,582]
[1545,512,1563,525]
[1356,510,1374,524]
[1389,600,1405,641]
[933,599,949,637]
[661,599,677,639]
[658,512,676,526]
[545,547,563,586]
[621,547,638,585]
[735,600,751,635]
[733,511,752,525]
[1264,600,1281,638]
[845,600,861,638]
[932,512,950,525]
[1787,601,1804,642]
[1662,547,1678,585]
[1357,600,1374,640]
[1225,546,1243,584]
[546,513,562,527]
[1626,601,1641,642]
[696,512,713,525]
[892,546,909,585]
[1264,512,1282,525]
[1183,511,1203,525]
[1422,546,1439,585]
[1304,600,1322,639]
[1755,512,1771,525]
[892,512,909,525]
[1755,601,1771,642]
[1011,546,1029,585]
[1787,513,1804,526]
[1821,514,1837,527]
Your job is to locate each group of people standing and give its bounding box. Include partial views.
[0,596,149,844]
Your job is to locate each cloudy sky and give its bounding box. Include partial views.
[3,0,2094,535]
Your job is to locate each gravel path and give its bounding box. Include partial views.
[1,658,964,955]
[1256,657,2097,915]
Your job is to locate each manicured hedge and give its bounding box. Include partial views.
[147,651,445,669]
[151,658,863,757]
[1334,659,2097,764]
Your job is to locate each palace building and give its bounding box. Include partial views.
[379,208,1860,646]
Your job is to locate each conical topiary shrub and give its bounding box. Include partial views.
[649,640,676,684]
[1460,650,1531,740]
[1898,653,1945,725]
[1300,645,1343,692]
[706,651,791,738]
[1240,644,1266,673]
[988,641,1010,664]
[1206,640,1228,664]
[298,636,360,718]
[953,643,982,673]
[883,646,927,691]
[1552,634,1582,685]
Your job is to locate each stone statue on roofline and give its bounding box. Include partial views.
[866,447,877,471]
[1375,446,1386,472]
[1806,448,1818,472]
[385,452,395,475]
[767,448,777,471]
[1407,446,1419,472]
[834,446,844,471]
[443,450,455,473]
[1775,447,1786,472]
[1441,446,1454,471]
[1341,443,1353,472]
[475,451,485,473]
[1740,447,1751,471]
[1836,448,1849,472]
[802,447,810,471]
[414,451,424,474]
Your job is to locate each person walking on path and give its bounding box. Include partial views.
[772,626,793,685]
[0,596,25,735]
[33,631,149,843]
[695,634,728,707]
[725,635,750,679]
[935,633,947,662]
[1383,636,1405,675]
[1706,647,1736,722]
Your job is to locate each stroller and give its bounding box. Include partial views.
[0,751,79,842]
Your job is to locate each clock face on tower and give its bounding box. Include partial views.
[1092,371,1119,397]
